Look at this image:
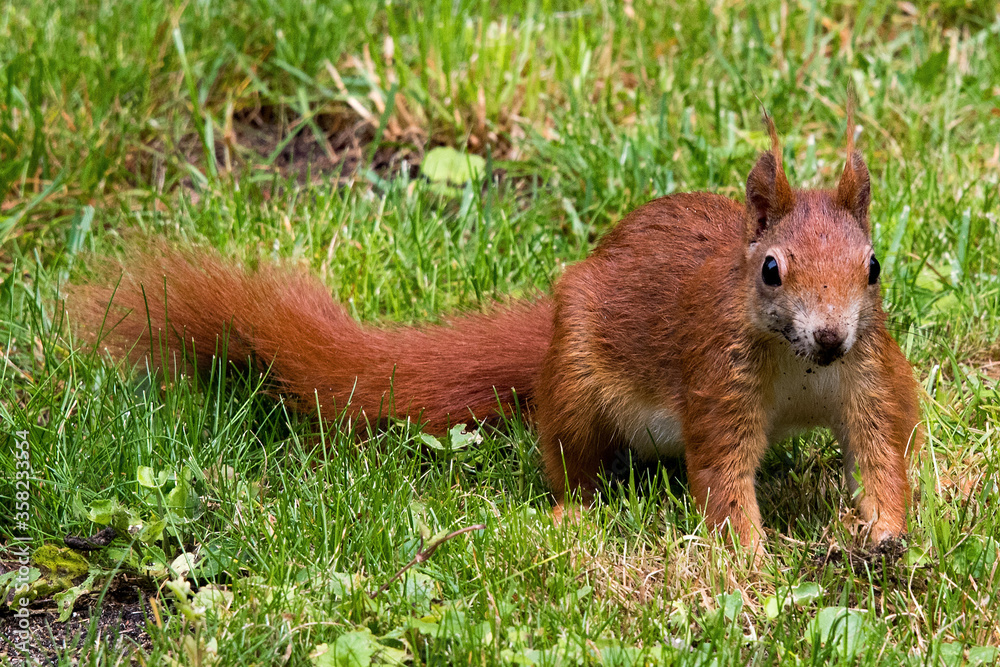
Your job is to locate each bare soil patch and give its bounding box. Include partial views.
[228,104,427,183]
[1,567,154,665]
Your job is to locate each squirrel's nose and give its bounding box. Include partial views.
[814,327,846,363]
[815,327,844,349]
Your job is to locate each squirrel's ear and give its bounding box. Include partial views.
[745,150,793,241]
[835,151,871,233]
[745,113,793,241]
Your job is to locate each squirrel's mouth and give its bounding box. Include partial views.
[778,326,849,366]
[811,347,845,366]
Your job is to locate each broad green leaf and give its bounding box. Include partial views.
[137,465,161,489]
[930,291,960,315]
[951,536,999,579]
[137,518,167,545]
[417,433,445,451]
[87,499,137,533]
[447,424,480,450]
[169,552,198,578]
[53,572,97,622]
[0,570,19,599]
[406,616,440,637]
[935,642,997,666]
[328,571,364,599]
[87,499,118,525]
[805,606,868,659]
[421,147,485,185]
[716,592,742,622]
[764,595,782,619]
[2,567,41,608]
[790,582,822,605]
[765,583,823,619]
[373,643,407,666]
[501,648,542,665]
[165,475,189,511]
[968,646,999,665]
[312,629,378,667]
[937,642,964,667]
[402,571,438,611]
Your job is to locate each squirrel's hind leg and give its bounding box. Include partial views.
[537,409,625,516]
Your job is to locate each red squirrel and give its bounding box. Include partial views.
[71,117,921,552]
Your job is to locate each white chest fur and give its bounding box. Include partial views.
[625,405,686,460]
[621,355,844,461]
[767,355,843,440]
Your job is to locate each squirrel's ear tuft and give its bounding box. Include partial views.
[835,150,871,233]
[745,115,793,241]
[834,97,871,233]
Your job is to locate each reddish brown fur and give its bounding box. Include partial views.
[69,123,922,553]
[835,100,872,229]
[69,247,554,432]
[536,129,919,551]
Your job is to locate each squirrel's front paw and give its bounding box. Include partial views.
[866,513,906,545]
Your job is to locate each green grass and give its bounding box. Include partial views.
[2,0,1000,664]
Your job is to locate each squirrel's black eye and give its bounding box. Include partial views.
[762,255,781,287]
[868,255,880,285]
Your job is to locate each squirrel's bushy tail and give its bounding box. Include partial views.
[68,246,554,432]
